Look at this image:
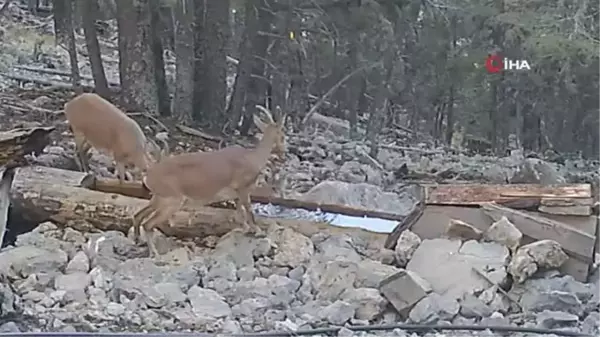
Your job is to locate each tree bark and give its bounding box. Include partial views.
[81,0,110,98]
[192,0,230,130]
[149,0,171,116]
[173,0,194,121]
[240,1,272,134]
[64,0,81,94]
[226,0,261,132]
[52,0,69,46]
[116,0,158,113]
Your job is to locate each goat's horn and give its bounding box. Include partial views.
[255,105,275,123]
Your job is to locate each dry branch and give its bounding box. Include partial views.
[301,62,381,125]
[13,65,120,87]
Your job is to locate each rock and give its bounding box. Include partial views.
[444,220,483,241]
[0,282,15,315]
[355,259,399,288]
[65,251,90,273]
[0,246,68,277]
[301,181,418,215]
[321,300,356,325]
[407,239,509,300]
[581,311,600,335]
[188,286,232,319]
[510,158,566,184]
[379,270,429,316]
[536,310,579,329]
[511,275,595,316]
[312,233,362,263]
[394,230,421,267]
[269,227,314,268]
[0,322,20,333]
[340,288,387,321]
[508,240,569,283]
[307,260,358,302]
[409,293,460,324]
[483,216,522,252]
[459,293,493,319]
[54,272,92,291]
[480,312,510,326]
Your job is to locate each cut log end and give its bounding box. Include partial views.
[0,126,55,168]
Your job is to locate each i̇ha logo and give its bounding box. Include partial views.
[485,54,531,73]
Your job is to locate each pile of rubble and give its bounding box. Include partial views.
[0,213,597,336]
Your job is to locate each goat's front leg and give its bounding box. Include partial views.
[237,189,264,237]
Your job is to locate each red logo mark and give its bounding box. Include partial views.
[485,54,503,73]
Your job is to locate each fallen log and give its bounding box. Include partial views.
[0,127,55,168]
[8,166,388,244]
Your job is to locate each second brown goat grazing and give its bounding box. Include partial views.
[64,93,157,183]
[132,106,286,257]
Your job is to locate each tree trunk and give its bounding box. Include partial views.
[226,0,261,132]
[240,3,272,135]
[149,0,171,117]
[173,0,194,122]
[52,0,69,46]
[192,0,230,130]
[116,0,158,113]
[64,0,81,94]
[81,0,110,98]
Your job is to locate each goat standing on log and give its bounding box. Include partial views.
[64,93,159,183]
[132,106,286,257]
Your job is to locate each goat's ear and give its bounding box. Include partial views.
[253,114,268,132]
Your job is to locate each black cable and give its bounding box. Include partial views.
[0,323,594,337]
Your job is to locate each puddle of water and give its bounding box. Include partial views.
[252,203,398,234]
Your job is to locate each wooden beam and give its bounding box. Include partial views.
[81,174,410,222]
[426,184,591,206]
[481,202,595,263]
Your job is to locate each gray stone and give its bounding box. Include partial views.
[459,293,493,319]
[188,286,231,319]
[509,240,569,283]
[0,246,68,277]
[0,322,20,333]
[54,272,91,291]
[536,310,578,329]
[394,229,421,268]
[581,312,600,335]
[409,293,459,324]
[483,216,522,252]
[407,239,509,301]
[65,251,90,273]
[380,270,429,315]
[340,288,387,320]
[269,227,314,268]
[321,300,356,325]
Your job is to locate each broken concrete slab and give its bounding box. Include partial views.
[406,238,509,301]
[379,269,430,316]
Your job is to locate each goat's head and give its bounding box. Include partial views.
[254,105,286,158]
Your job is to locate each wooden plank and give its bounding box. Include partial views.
[538,197,592,216]
[481,203,595,263]
[426,184,592,205]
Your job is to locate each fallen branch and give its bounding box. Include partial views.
[13,65,120,87]
[0,72,88,90]
[176,124,223,142]
[302,62,381,125]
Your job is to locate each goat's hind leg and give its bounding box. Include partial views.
[132,196,159,245]
[139,197,183,258]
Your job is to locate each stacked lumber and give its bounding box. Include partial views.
[413,184,598,282]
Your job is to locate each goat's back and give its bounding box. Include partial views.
[144,147,256,200]
[64,93,147,157]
